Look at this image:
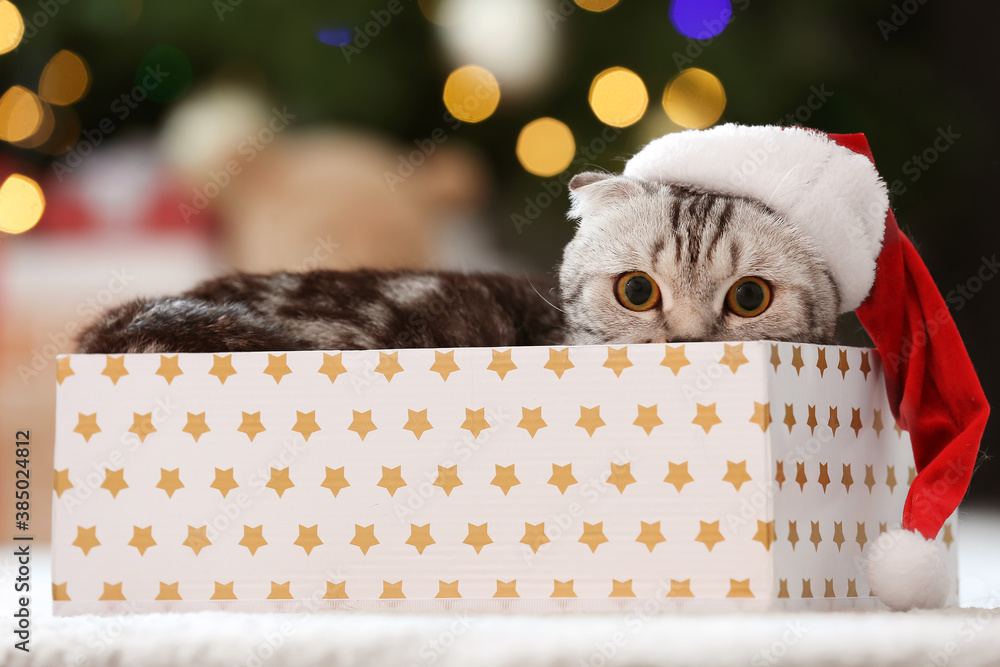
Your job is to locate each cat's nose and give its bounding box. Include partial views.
[660,304,716,342]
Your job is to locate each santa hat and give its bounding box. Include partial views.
[623,124,989,610]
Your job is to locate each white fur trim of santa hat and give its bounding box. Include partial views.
[623,124,889,313]
[867,528,951,610]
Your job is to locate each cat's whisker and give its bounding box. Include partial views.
[524,271,566,314]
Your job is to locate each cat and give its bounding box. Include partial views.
[76,172,840,354]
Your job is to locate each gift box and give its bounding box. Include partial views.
[51,341,957,615]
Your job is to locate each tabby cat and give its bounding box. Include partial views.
[76,172,840,354]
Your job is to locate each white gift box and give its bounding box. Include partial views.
[51,342,957,615]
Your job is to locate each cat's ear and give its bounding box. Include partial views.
[568,172,646,220]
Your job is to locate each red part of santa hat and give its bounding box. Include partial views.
[625,124,988,586]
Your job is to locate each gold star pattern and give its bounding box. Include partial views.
[886,466,897,493]
[663,461,694,492]
[99,582,125,601]
[294,524,323,555]
[460,408,490,438]
[266,467,295,497]
[318,352,347,383]
[610,580,635,598]
[491,464,520,495]
[576,405,606,436]
[579,522,609,552]
[183,412,210,442]
[403,409,433,439]
[375,351,404,382]
[695,520,725,551]
[517,407,547,438]
[636,521,666,552]
[719,343,749,373]
[552,580,576,598]
[838,350,850,378]
[487,349,517,379]
[156,582,181,601]
[100,468,128,498]
[909,466,917,486]
[943,524,954,549]
[749,402,771,432]
[348,409,377,440]
[667,579,694,598]
[430,350,460,380]
[548,463,577,494]
[661,344,690,375]
[128,525,156,556]
[544,347,574,378]
[406,524,435,554]
[873,410,884,438]
[156,468,184,498]
[437,581,461,598]
[864,465,876,493]
[464,523,493,554]
[433,464,463,496]
[791,346,804,375]
[727,579,754,598]
[238,411,266,441]
[494,580,518,598]
[894,422,904,438]
[818,463,831,492]
[723,460,752,491]
[381,581,405,599]
[268,582,292,599]
[184,525,211,555]
[847,579,858,598]
[634,404,663,435]
[212,582,236,600]
[377,465,407,496]
[855,522,868,551]
[788,521,800,550]
[806,405,818,434]
[102,355,129,384]
[860,351,872,380]
[607,462,636,493]
[240,525,267,555]
[795,462,807,490]
[817,347,828,376]
[769,344,781,371]
[263,353,292,383]
[54,469,73,497]
[321,466,350,496]
[292,410,320,440]
[208,354,237,384]
[324,582,348,599]
[753,520,776,550]
[809,521,822,551]
[73,526,100,555]
[603,346,632,377]
[521,522,550,553]
[850,408,863,437]
[52,582,70,601]
[156,355,183,384]
[692,403,721,434]
[351,524,379,555]
[57,357,74,384]
[783,404,796,434]
[129,412,156,443]
[828,407,840,436]
[210,467,238,497]
[775,461,785,490]
[74,413,101,442]
[833,522,846,551]
[842,464,854,493]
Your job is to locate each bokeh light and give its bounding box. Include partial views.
[516,117,576,177]
[39,51,92,106]
[137,44,193,103]
[316,27,352,47]
[419,0,464,26]
[443,65,500,123]
[0,87,44,143]
[669,0,732,40]
[38,105,82,155]
[14,101,55,149]
[0,174,45,235]
[0,0,24,55]
[588,67,648,128]
[662,68,726,129]
[574,0,620,11]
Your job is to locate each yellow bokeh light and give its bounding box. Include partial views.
[516,117,576,178]
[574,0,620,11]
[663,68,727,130]
[588,67,648,128]
[0,1,24,55]
[39,50,92,106]
[443,65,500,124]
[0,87,44,143]
[14,101,55,149]
[0,174,45,235]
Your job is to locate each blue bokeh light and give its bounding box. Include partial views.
[316,27,353,47]
[669,0,732,40]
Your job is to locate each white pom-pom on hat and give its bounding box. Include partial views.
[867,528,950,611]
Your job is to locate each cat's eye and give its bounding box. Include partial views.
[615,271,660,312]
[726,277,771,317]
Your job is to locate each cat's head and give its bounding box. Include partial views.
[558,172,841,345]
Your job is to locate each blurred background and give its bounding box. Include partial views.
[1,0,997,541]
